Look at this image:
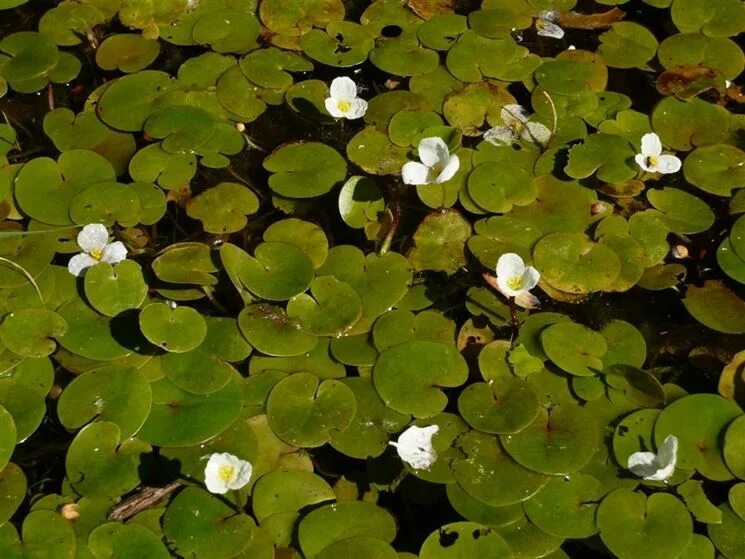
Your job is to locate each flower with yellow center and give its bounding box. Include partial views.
[484,105,551,147]
[67,224,128,277]
[401,137,460,186]
[495,253,541,309]
[390,425,439,470]
[325,77,367,120]
[204,452,253,495]
[635,133,681,174]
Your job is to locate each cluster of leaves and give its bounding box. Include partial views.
[0,0,745,557]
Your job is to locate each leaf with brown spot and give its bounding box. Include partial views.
[656,66,721,100]
[559,7,625,30]
[408,0,455,20]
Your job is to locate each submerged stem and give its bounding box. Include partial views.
[379,196,401,255]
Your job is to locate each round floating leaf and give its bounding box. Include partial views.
[708,503,745,559]
[88,522,170,559]
[144,106,216,154]
[287,276,362,336]
[597,490,692,559]
[338,176,385,230]
[373,341,468,418]
[651,97,730,151]
[65,421,150,498]
[300,22,374,67]
[0,510,75,559]
[419,521,513,558]
[369,38,440,77]
[683,281,745,334]
[724,415,745,479]
[606,365,665,408]
[252,469,335,522]
[647,188,714,234]
[128,143,196,190]
[57,366,151,439]
[138,374,243,447]
[677,480,723,524]
[494,513,564,558]
[346,127,410,175]
[446,484,523,526]
[671,0,745,37]
[451,430,549,506]
[84,260,148,317]
[684,144,745,197]
[501,403,599,474]
[458,377,541,434]
[297,501,396,559]
[267,373,356,447]
[164,487,256,559]
[598,22,658,69]
[264,142,346,198]
[97,71,174,131]
[96,34,160,73]
[524,474,603,538]
[186,182,259,234]
[57,298,138,361]
[238,242,314,301]
[0,406,15,472]
[601,319,647,369]
[69,181,141,227]
[534,232,621,294]
[468,216,542,269]
[467,161,536,213]
[0,31,58,88]
[565,133,637,183]
[260,0,344,37]
[535,59,599,95]
[316,538,397,559]
[139,303,207,353]
[388,109,443,147]
[152,242,218,286]
[658,33,744,80]
[0,309,66,358]
[263,218,329,269]
[0,463,25,526]
[655,393,742,480]
[443,82,515,136]
[192,10,260,53]
[15,150,116,225]
[238,303,317,357]
[408,210,471,275]
[446,30,540,83]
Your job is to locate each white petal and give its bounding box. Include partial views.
[391,425,439,470]
[227,458,253,490]
[656,154,681,174]
[539,10,558,22]
[346,98,368,120]
[402,161,432,185]
[325,97,346,118]
[435,154,460,183]
[640,132,662,157]
[523,121,552,145]
[645,463,675,482]
[514,291,540,310]
[501,104,529,127]
[537,20,564,39]
[77,224,109,253]
[522,265,540,290]
[417,137,450,168]
[329,76,357,100]
[67,253,99,277]
[496,253,526,280]
[204,453,231,494]
[483,126,517,146]
[635,153,653,172]
[627,451,660,478]
[101,241,127,264]
[657,435,678,468]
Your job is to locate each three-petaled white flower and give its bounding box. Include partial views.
[67,224,127,277]
[635,133,681,174]
[496,253,540,309]
[389,425,439,470]
[627,435,678,482]
[484,105,551,147]
[536,11,564,39]
[324,77,367,120]
[401,137,460,186]
[204,452,253,494]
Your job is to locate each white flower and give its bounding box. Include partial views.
[483,104,551,147]
[536,11,564,39]
[324,77,367,120]
[389,425,439,470]
[401,137,460,186]
[496,253,540,309]
[627,435,678,482]
[635,133,681,174]
[67,224,127,277]
[204,452,253,494]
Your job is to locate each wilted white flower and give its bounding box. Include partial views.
[627,435,678,482]
[389,425,439,470]
[536,11,564,39]
[635,132,681,174]
[67,224,127,277]
[324,77,367,119]
[204,452,253,494]
[496,253,540,309]
[401,137,459,186]
[484,104,551,147]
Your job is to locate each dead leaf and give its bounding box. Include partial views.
[407,0,454,21]
[656,66,721,100]
[559,7,625,29]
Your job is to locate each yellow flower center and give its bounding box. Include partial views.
[645,155,659,168]
[535,19,545,30]
[218,464,235,483]
[90,248,103,260]
[337,99,352,113]
[506,276,524,291]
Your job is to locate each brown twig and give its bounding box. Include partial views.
[107,481,182,521]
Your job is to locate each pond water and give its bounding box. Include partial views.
[1,0,745,557]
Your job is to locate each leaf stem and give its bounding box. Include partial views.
[379,196,401,255]
[542,90,558,148]
[0,257,44,306]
